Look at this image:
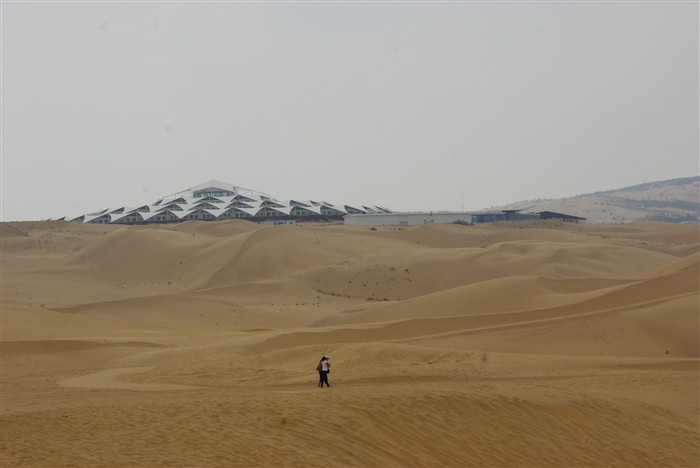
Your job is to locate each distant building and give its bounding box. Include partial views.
[344,212,471,226]
[470,210,540,224]
[537,211,587,223]
[66,180,392,225]
[345,209,585,227]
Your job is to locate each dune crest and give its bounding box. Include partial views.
[1,220,698,466]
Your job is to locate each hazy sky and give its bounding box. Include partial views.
[2,1,698,221]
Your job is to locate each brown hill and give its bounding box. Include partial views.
[496,176,700,223]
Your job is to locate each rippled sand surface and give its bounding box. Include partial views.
[2,220,698,467]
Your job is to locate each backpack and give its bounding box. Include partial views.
[316,362,323,372]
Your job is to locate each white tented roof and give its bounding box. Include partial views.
[74,180,391,224]
[83,213,109,223]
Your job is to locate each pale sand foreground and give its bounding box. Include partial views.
[1,220,698,467]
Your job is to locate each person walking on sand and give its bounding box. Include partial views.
[317,355,331,387]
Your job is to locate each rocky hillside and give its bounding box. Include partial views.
[497,176,700,224]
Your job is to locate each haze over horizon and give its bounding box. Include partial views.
[2,2,698,222]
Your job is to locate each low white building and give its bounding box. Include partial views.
[344,212,471,226]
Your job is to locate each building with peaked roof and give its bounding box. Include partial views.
[537,211,587,223]
[470,209,586,224]
[66,180,392,225]
[470,209,541,224]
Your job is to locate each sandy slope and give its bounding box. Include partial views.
[1,220,698,467]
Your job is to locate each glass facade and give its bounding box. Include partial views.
[193,189,235,198]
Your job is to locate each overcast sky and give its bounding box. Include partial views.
[2,1,698,221]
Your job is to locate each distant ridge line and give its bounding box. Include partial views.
[496,176,699,224]
[591,176,700,196]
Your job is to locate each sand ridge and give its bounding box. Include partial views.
[1,220,698,466]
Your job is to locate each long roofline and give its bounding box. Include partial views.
[156,180,270,203]
[71,179,392,224]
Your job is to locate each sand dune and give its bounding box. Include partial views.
[1,220,698,467]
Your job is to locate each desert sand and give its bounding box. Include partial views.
[1,219,698,467]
